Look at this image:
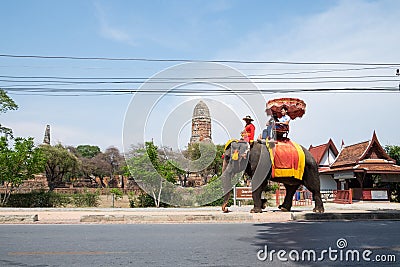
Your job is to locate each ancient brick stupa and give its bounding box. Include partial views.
[190,100,211,144]
[43,124,51,145]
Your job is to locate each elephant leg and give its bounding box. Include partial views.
[251,186,263,213]
[249,144,272,214]
[304,180,325,213]
[302,147,325,213]
[279,184,298,212]
[261,199,268,210]
[312,192,325,213]
[251,176,269,213]
[221,191,231,213]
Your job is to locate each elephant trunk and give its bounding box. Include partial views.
[220,141,250,212]
[221,163,236,213]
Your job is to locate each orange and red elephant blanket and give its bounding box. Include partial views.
[268,139,305,180]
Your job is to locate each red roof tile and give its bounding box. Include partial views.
[331,131,394,169]
[356,163,400,173]
[331,141,369,168]
[322,131,400,175]
[309,139,338,165]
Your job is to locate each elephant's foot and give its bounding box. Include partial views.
[261,199,268,210]
[313,206,325,213]
[278,205,290,212]
[222,203,229,213]
[250,207,263,213]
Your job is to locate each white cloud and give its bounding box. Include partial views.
[220,0,400,63]
[100,23,134,44]
[94,2,136,46]
[218,0,400,148]
[283,0,400,62]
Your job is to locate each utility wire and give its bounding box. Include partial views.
[3,86,398,94]
[2,54,398,96]
[1,80,397,88]
[248,66,398,76]
[1,54,399,66]
[0,74,397,81]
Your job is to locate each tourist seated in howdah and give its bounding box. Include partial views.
[260,105,291,143]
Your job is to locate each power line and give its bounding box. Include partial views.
[248,66,397,76]
[3,86,399,95]
[0,74,397,80]
[1,54,398,96]
[1,79,397,87]
[1,54,399,66]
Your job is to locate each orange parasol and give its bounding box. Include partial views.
[266,98,306,120]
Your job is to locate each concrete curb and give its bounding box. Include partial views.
[0,214,38,223]
[1,211,400,224]
[80,213,256,223]
[292,211,400,221]
[1,203,400,224]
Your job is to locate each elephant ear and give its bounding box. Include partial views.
[250,143,273,191]
[231,141,249,155]
[224,139,237,151]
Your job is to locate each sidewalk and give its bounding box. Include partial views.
[0,202,399,224]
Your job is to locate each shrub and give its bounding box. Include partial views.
[128,191,135,208]
[6,191,99,207]
[136,193,156,207]
[71,191,100,207]
[110,188,123,201]
[6,191,69,207]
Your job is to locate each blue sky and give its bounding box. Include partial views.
[1,0,400,153]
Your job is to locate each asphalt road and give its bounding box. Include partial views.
[0,221,399,267]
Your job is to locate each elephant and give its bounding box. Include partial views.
[221,140,324,213]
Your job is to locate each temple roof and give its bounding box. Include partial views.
[330,140,370,168]
[309,138,339,165]
[331,131,393,168]
[321,131,400,175]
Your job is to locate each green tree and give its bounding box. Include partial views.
[0,89,18,138]
[126,142,181,207]
[185,142,224,184]
[76,145,101,158]
[110,188,123,208]
[68,145,105,187]
[385,145,400,165]
[103,147,124,176]
[103,146,125,187]
[0,137,45,205]
[384,145,400,202]
[91,153,111,187]
[41,144,79,191]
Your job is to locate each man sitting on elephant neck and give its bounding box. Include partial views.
[242,115,255,143]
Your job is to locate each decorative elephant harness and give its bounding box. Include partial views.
[267,139,305,180]
[225,139,305,180]
[224,139,250,161]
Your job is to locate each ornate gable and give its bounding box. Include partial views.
[359,131,393,162]
[323,131,400,174]
[309,139,339,166]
